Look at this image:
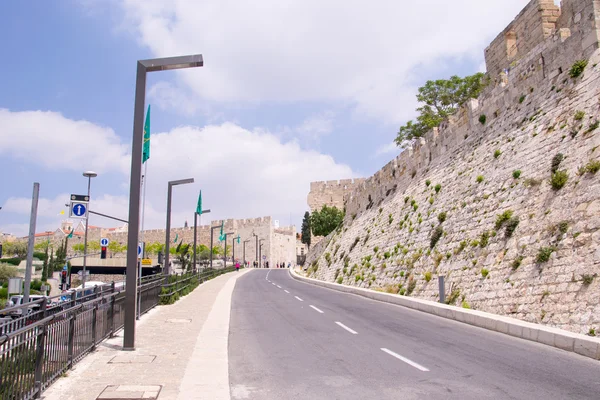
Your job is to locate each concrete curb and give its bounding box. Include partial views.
[289,268,600,361]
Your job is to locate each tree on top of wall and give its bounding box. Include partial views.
[395,72,488,147]
[301,211,312,249]
[310,205,344,237]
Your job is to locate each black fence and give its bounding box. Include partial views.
[0,266,234,399]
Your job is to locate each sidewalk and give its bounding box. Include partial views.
[43,269,251,400]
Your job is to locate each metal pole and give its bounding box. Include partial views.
[165,183,173,275]
[193,212,198,272]
[438,275,446,304]
[210,227,214,269]
[123,61,146,351]
[254,234,258,266]
[232,236,235,264]
[224,234,227,268]
[82,176,91,289]
[23,182,39,304]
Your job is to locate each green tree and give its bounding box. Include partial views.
[174,243,191,272]
[197,244,211,261]
[72,243,85,252]
[310,205,345,237]
[395,73,487,147]
[0,264,19,284]
[301,211,311,249]
[3,242,27,258]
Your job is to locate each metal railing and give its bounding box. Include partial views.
[0,266,235,399]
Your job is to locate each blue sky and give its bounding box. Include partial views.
[0,0,531,236]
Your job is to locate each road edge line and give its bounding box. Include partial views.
[288,268,600,361]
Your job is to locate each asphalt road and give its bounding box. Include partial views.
[229,269,600,400]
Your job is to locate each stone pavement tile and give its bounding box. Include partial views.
[42,270,250,400]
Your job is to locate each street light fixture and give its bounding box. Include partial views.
[164,178,195,276]
[124,54,203,351]
[82,171,97,290]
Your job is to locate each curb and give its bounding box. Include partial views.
[289,268,600,361]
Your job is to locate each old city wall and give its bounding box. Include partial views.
[271,227,297,266]
[306,0,600,335]
[307,179,366,212]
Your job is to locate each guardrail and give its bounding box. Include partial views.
[0,266,234,399]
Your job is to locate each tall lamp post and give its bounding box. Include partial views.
[209,224,222,270]
[259,239,265,268]
[193,207,211,272]
[82,171,97,290]
[164,178,194,276]
[223,232,234,267]
[124,54,203,351]
[232,235,240,264]
[243,239,250,266]
[252,233,258,267]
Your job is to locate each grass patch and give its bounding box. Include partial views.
[569,59,588,78]
[574,110,585,121]
[511,256,524,270]
[479,114,487,125]
[430,226,443,248]
[537,247,556,263]
[424,271,432,282]
[476,175,484,183]
[550,170,568,190]
[494,149,502,159]
[512,170,521,179]
[437,211,447,224]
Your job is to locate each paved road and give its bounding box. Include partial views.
[229,269,600,400]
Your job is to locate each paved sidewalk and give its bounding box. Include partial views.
[43,269,251,400]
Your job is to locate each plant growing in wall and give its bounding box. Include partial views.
[550,170,568,190]
[479,114,487,125]
[430,226,443,249]
[536,247,556,263]
[512,170,521,179]
[569,59,588,79]
[434,184,441,193]
[476,175,484,183]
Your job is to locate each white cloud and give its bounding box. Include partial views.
[117,0,527,124]
[0,110,356,236]
[0,109,129,174]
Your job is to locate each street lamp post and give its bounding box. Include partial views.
[252,233,258,267]
[164,178,194,276]
[259,238,265,268]
[193,208,211,272]
[124,54,203,351]
[209,225,221,270]
[82,171,97,290]
[243,239,250,267]
[223,232,234,268]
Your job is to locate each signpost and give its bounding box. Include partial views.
[100,238,109,247]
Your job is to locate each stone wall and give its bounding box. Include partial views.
[306,0,600,335]
[307,179,365,212]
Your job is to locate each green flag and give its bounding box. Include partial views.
[236,235,240,244]
[196,191,202,214]
[67,228,74,239]
[142,104,151,163]
[174,233,179,243]
[219,221,224,241]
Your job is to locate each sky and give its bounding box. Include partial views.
[0,0,534,237]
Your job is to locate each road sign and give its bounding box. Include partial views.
[141,259,152,266]
[70,194,90,202]
[77,270,90,277]
[137,243,144,257]
[100,238,109,247]
[63,265,68,271]
[70,202,88,218]
[262,255,266,260]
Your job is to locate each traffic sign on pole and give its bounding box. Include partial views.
[100,238,109,247]
[137,243,144,258]
[70,202,88,218]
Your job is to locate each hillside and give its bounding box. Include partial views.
[305,0,600,335]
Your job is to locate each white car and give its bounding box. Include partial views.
[5,295,46,317]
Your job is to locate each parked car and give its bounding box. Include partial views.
[5,295,46,318]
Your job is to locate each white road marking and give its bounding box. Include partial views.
[294,296,304,302]
[266,270,271,280]
[276,285,282,289]
[380,348,429,372]
[284,290,290,293]
[271,283,276,286]
[309,305,324,314]
[335,321,357,335]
